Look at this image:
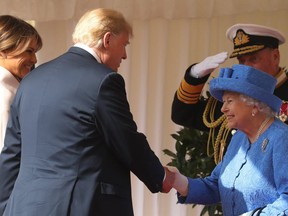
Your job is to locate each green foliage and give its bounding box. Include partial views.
[163,127,223,215]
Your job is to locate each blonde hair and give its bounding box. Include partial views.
[72,8,133,48]
[0,15,42,57]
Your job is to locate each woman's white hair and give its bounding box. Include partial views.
[240,94,276,117]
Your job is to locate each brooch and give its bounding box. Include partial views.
[261,138,269,152]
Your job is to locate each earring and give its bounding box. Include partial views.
[252,112,255,117]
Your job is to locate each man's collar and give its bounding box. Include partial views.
[73,43,101,63]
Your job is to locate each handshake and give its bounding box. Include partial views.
[161,166,188,196]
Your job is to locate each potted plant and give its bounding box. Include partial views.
[163,127,223,215]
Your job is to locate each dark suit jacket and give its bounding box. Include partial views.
[0,47,165,216]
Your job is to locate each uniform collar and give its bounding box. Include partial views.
[275,67,287,88]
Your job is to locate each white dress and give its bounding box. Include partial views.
[0,66,19,151]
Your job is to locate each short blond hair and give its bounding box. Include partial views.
[72,8,133,48]
[0,15,42,56]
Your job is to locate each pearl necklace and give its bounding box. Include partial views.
[255,117,271,141]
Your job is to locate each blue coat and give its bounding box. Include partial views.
[0,47,165,216]
[178,119,288,215]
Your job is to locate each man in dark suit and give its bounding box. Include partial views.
[0,8,172,216]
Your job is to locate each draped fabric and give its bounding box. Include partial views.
[1,0,288,21]
[1,1,288,215]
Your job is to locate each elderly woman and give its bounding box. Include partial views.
[0,15,42,150]
[169,64,288,215]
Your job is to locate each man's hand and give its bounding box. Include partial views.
[162,166,189,196]
[161,166,189,196]
[161,167,176,193]
[190,52,228,78]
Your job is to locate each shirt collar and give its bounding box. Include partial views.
[73,43,101,63]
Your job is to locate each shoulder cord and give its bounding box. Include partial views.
[203,97,231,164]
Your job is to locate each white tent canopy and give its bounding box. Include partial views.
[1,0,288,21]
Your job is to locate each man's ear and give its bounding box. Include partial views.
[0,52,7,59]
[103,32,112,48]
[273,48,280,62]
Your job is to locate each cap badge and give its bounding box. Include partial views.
[234,30,250,46]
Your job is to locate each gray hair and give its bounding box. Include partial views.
[239,94,276,117]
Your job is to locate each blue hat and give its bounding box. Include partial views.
[209,64,282,112]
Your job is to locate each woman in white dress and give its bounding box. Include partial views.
[0,15,42,150]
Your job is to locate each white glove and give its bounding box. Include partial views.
[166,166,189,196]
[190,52,228,78]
